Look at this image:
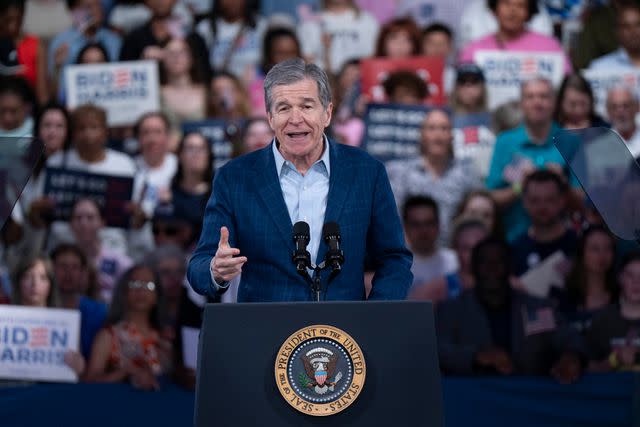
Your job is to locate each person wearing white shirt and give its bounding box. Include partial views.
[298,0,379,74]
[606,86,640,158]
[133,112,178,217]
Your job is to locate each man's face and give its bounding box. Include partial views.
[618,8,640,54]
[523,180,565,227]
[77,0,103,28]
[421,110,452,159]
[138,115,169,165]
[267,78,332,163]
[475,245,508,291]
[70,200,103,243]
[73,115,108,153]
[53,252,85,294]
[0,93,27,131]
[422,31,452,58]
[606,88,638,135]
[144,0,175,18]
[521,80,555,126]
[404,206,439,255]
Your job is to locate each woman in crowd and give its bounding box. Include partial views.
[0,0,47,104]
[195,0,266,78]
[453,190,503,238]
[449,64,496,178]
[0,76,34,137]
[557,226,617,334]
[374,17,421,58]
[410,217,489,303]
[69,198,133,303]
[298,0,379,74]
[76,42,109,64]
[240,118,273,154]
[554,74,608,130]
[12,255,85,374]
[248,26,302,115]
[330,59,365,146]
[459,0,571,75]
[208,71,252,120]
[85,263,171,390]
[160,37,207,127]
[587,251,640,372]
[164,132,213,250]
[387,108,480,243]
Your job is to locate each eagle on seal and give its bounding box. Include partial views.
[301,347,342,394]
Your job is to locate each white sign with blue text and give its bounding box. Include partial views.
[474,50,565,110]
[65,60,160,126]
[582,68,640,118]
[0,306,80,383]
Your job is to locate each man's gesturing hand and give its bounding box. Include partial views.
[211,226,247,284]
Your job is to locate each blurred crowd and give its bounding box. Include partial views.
[2,0,640,391]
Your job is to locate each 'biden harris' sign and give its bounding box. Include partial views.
[0,306,80,383]
[65,60,160,126]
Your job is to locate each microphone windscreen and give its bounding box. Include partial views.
[322,222,340,238]
[293,221,310,237]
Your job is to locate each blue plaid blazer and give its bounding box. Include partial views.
[187,140,412,302]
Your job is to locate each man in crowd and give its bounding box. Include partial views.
[48,0,121,81]
[587,3,640,71]
[134,112,178,216]
[187,58,412,301]
[403,195,458,291]
[606,85,640,158]
[511,170,577,284]
[436,237,583,382]
[486,77,580,241]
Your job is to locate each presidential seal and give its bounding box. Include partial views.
[275,324,366,416]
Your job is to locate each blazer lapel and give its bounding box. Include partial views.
[315,141,356,265]
[323,141,355,224]
[250,144,294,250]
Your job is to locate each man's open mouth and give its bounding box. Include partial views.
[287,131,310,139]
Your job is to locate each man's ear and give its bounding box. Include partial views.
[324,102,333,127]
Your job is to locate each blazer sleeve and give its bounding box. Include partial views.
[366,162,413,300]
[187,167,236,297]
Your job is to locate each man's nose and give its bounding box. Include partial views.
[289,107,303,123]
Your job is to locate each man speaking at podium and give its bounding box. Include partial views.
[187,58,412,302]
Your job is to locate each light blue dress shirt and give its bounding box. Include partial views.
[272,137,331,266]
[210,137,331,289]
[588,48,638,71]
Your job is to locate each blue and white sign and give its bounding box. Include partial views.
[474,51,565,110]
[0,306,80,383]
[361,103,431,164]
[65,60,160,126]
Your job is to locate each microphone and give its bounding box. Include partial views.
[292,221,311,275]
[323,222,344,275]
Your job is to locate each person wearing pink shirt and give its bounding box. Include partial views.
[459,0,571,74]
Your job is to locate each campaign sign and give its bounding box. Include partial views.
[43,167,134,228]
[65,60,160,126]
[473,51,564,110]
[0,306,80,383]
[360,57,446,106]
[361,103,431,163]
[582,68,640,118]
[182,119,244,171]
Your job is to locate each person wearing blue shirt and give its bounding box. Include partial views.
[52,243,107,358]
[486,77,582,242]
[48,0,121,93]
[187,58,412,302]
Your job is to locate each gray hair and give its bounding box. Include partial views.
[263,58,332,113]
[144,244,186,269]
[520,75,554,96]
[606,84,639,105]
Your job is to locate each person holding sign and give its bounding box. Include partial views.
[11,255,86,377]
[187,58,412,301]
[459,0,571,74]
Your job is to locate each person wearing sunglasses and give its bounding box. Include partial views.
[85,263,171,390]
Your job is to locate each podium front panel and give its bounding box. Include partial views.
[195,301,443,426]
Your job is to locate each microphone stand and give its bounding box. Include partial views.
[299,261,340,302]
